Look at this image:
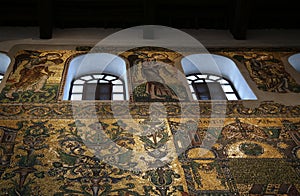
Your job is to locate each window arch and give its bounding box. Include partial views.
[288,53,300,73]
[63,53,129,100]
[0,52,11,83]
[70,73,126,100]
[182,54,257,100]
[187,73,240,100]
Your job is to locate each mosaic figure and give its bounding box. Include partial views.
[232,52,300,93]
[5,53,63,98]
[126,49,187,101]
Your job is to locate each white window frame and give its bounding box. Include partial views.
[0,52,11,84]
[186,73,240,100]
[70,73,126,100]
[181,54,257,100]
[288,53,300,73]
[63,53,129,100]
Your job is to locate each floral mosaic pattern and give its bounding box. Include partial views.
[1,118,299,195]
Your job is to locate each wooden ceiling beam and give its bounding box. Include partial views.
[38,0,53,39]
[37,0,252,40]
[229,0,251,40]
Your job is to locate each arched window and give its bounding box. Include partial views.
[0,52,11,83]
[70,73,126,100]
[0,73,3,83]
[186,73,239,100]
[182,54,257,100]
[288,53,300,73]
[63,53,129,100]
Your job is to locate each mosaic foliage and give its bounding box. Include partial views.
[0,118,300,195]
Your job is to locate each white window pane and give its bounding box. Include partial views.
[194,80,203,83]
[112,79,123,84]
[74,79,85,84]
[197,74,207,79]
[222,85,234,92]
[209,75,220,80]
[192,94,197,100]
[81,76,93,81]
[93,75,104,79]
[72,85,83,93]
[187,80,192,84]
[219,79,229,84]
[189,85,194,92]
[226,94,238,100]
[112,94,124,100]
[99,80,109,83]
[187,75,197,80]
[71,94,82,100]
[88,80,98,83]
[113,85,124,93]
[105,75,116,81]
[205,79,213,83]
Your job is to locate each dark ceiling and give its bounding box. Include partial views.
[1,0,299,39]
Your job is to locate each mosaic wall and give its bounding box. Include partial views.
[0,47,299,195]
[120,47,190,102]
[0,50,84,103]
[217,48,300,93]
